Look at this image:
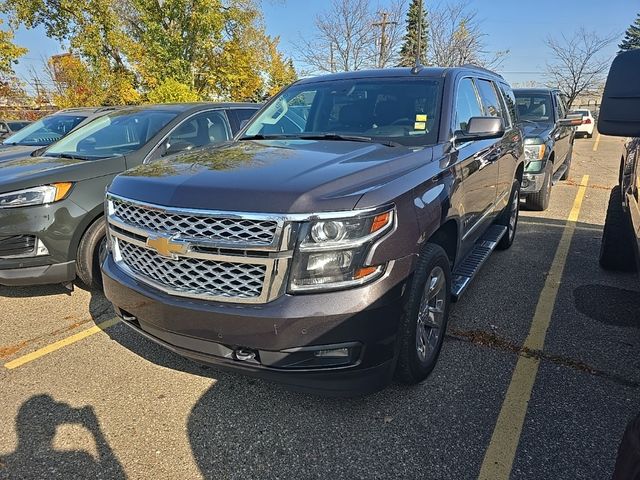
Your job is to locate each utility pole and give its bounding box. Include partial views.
[373,11,398,68]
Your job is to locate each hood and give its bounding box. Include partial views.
[521,122,553,141]
[0,155,127,194]
[0,144,39,163]
[109,140,432,213]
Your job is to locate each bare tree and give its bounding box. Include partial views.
[428,2,507,69]
[294,0,404,73]
[544,27,616,108]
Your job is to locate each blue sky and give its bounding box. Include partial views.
[6,0,638,89]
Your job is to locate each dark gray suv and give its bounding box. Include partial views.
[102,66,525,395]
[0,103,259,289]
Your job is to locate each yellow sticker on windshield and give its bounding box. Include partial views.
[415,114,428,122]
[414,121,426,130]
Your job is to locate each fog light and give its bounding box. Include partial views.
[314,348,349,358]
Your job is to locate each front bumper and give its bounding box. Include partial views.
[102,253,415,395]
[0,199,88,286]
[521,172,546,194]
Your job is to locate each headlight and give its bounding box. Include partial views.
[0,183,73,208]
[289,209,394,292]
[524,144,546,161]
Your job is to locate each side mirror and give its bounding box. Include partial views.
[598,49,640,137]
[558,114,583,127]
[455,117,504,142]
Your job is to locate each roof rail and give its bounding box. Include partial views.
[461,63,504,79]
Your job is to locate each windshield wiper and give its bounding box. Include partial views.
[238,134,291,141]
[296,133,401,147]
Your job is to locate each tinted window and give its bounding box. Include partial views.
[165,110,230,155]
[476,79,505,122]
[454,78,484,131]
[44,110,178,159]
[498,83,518,126]
[244,78,443,147]
[7,121,29,131]
[514,92,553,122]
[234,108,258,125]
[3,114,86,146]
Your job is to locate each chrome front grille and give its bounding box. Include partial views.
[111,198,279,247]
[118,240,267,299]
[107,194,291,304]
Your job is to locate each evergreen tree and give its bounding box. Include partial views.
[619,13,640,53]
[398,0,428,67]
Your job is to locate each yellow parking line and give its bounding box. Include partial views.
[3,318,119,370]
[478,175,589,480]
[592,133,601,152]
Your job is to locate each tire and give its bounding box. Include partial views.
[395,243,451,384]
[525,162,552,211]
[599,186,638,272]
[560,145,572,181]
[496,179,520,250]
[76,217,107,290]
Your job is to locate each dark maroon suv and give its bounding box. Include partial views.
[102,66,525,395]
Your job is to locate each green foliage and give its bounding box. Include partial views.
[0,19,26,77]
[265,37,297,97]
[398,0,428,67]
[619,13,640,53]
[2,0,297,104]
[146,78,199,104]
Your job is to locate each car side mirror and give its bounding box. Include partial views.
[455,117,505,142]
[558,114,583,127]
[598,49,640,137]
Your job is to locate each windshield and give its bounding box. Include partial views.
[514,92,554,123]
[44,109,178,160]
[242,77,443,147]
[3,114,86,146]
[7,121,30,131]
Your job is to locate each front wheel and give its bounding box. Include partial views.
[525,162,552,211]
[76,217,107,290]
[395,244,451,384]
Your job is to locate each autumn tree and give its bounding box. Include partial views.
[545,27,616,108]
[398,0,428,67]
[619,13,640,53]
[0,19,26,78]
[265,37,297,97]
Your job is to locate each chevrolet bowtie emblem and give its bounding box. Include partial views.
[146,235,188,258]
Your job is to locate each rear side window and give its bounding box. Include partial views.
[454,78,483,131]
[476,79,505,122]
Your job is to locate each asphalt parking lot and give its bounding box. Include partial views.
[1,133,639,479]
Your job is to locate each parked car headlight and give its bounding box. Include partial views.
[0,183,73,208]
[524,144,546,161]
[289,208,394,291]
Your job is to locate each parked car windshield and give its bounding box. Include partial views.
[7,121,30,131]
[242,77,443,147]
[43,109,178,160]
[2,114,87,146]
[514,92,554,123]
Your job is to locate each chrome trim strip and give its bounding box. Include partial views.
[106,192,392,223]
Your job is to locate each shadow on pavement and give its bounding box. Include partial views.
[0,395,125,480]
[0,283,72,298]
[574,284,640,328]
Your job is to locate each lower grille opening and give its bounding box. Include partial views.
[0,235,36,257]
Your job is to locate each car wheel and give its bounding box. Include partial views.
[76,217,107,290]
[496,179,520,250]
[599,186,638,272]
[525,162,552,211]
[561,145,572,181]
[587,132,593,138]
[395,243,451,385]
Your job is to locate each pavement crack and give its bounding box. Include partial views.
[446,327,640,389]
